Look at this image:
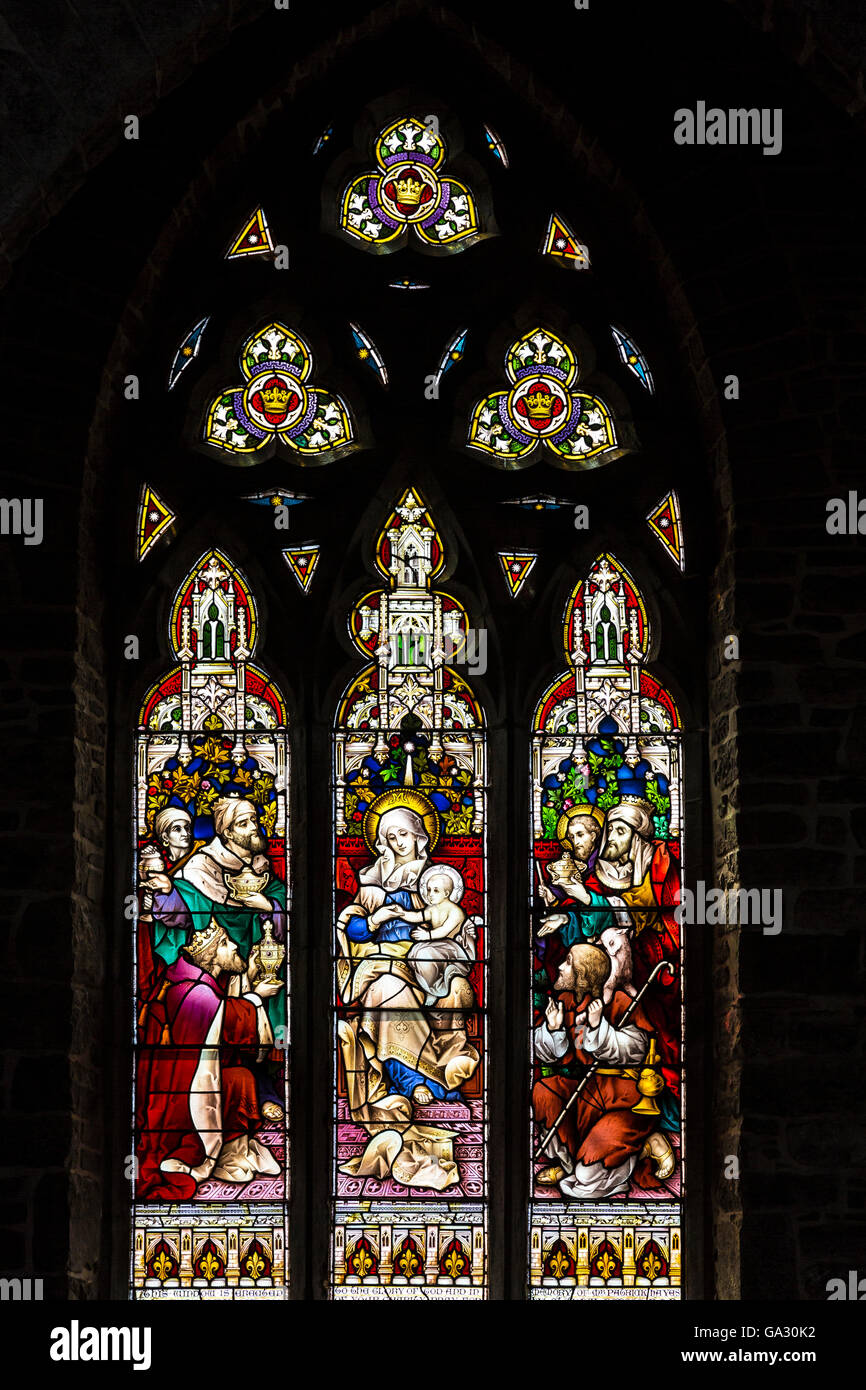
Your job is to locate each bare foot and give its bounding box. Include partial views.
[640,1131,675,1179]
[412,1085,434,1106]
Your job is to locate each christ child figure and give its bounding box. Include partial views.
[393,865,467,942]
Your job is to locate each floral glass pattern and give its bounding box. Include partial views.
[529,553,683,1300]
[331,490,488,1298]
[468,327,617,469]
[340,116,482,252]
[204,321,355,463]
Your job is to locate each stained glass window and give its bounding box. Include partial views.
[541,213,590,270]
[242,489,309,511]
[501,494,572,512]
[611,325,655,393]
[225,207,274,260]
[313,123,334,155]
[282,544,320,593]
[647,491,685,570]
[350,322,389,387]
[133,551,290,1298]
[136,484,175,561]
[529,553,683,1299]
[339,115,484,253]
[498,549,537,597]
[203,321,355,462]
[125,81,694,1300]
[467,326,619,469]
[432,327,468,391]
[331,490,487,1298]
[168,316,209,391]
[482,124,509,167]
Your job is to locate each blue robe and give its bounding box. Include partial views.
[343,889,462,1103]
[343,887,416,944]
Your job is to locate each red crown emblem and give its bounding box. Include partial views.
[515,381,565,431]
[251,376,298,424]
[384,166,434,215]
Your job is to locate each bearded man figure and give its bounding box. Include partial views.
[136,921,283,1201]
[594,798,680,1100]
[144,796,286,1024]
[536,805,634,1001]
[532,944,675,1198]
[141,794,288,1122]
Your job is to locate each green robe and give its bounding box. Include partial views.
[153,875,287,1032]
[558,888,617,947]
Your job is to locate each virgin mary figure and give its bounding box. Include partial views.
[336,791,479,1191]
[336,801,431,1005]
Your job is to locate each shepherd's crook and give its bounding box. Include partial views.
[533,960,675,1162]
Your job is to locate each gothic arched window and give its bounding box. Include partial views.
[111,64,707,1302]
[133,551,290,1295]
[530,554,683,1297]
[332,491,488,1296]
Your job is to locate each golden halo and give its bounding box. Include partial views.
[362,789,441,856]
[556,802,605,849]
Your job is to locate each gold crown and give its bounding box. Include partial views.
[260,382,291,410]
[524,388,554,419]
[395,176,423,206]
[188,917,222,954]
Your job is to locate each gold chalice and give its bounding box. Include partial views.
[223,865,270,905]
[249,922,285,985]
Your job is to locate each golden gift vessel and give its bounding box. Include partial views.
[224,865,270,903]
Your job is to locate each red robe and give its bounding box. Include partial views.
[136,954,263,1201]
[532,989,665,1190]
[586,839,681,1097]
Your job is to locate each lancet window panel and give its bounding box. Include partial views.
[132,550,290,1300]
[529,552,684,1300]
[331,490,488,1299]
